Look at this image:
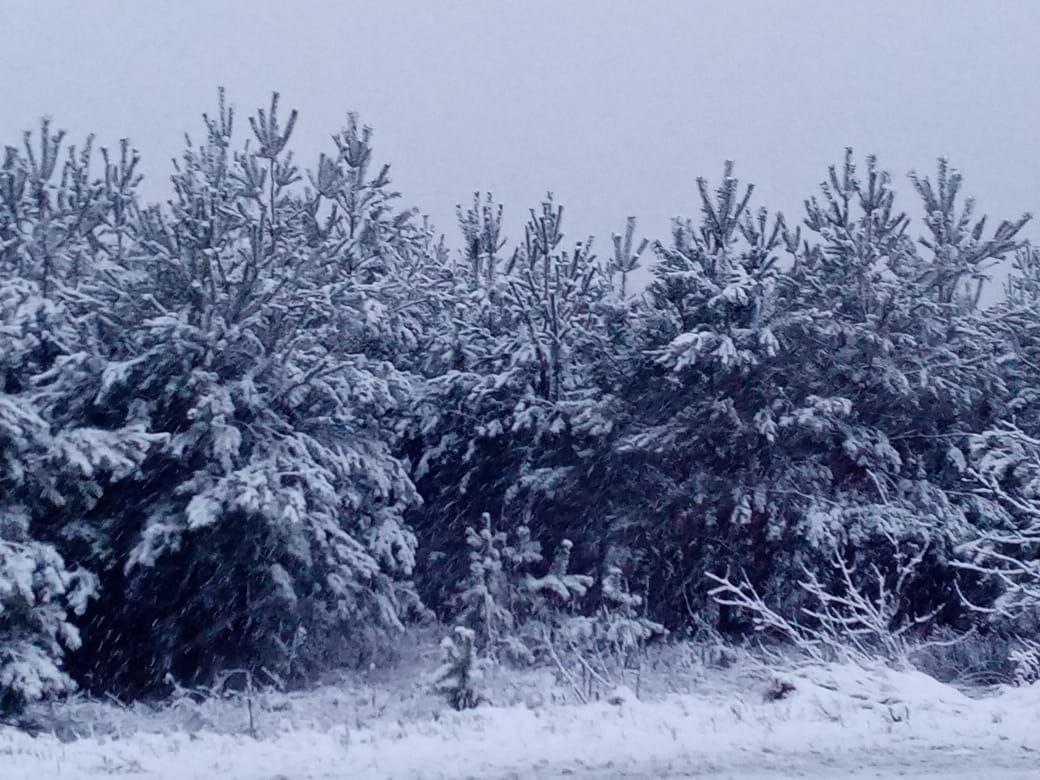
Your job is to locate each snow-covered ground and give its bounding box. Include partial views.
[4,652,1040,779]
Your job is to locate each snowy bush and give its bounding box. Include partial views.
[708,529,940,666]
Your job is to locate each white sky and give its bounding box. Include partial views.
[2,0,1038,291]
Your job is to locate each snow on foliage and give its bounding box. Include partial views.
[3,91,1040,712]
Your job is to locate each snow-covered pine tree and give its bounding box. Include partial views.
[411,194,620,612]
[524,539,594,614]
[0,126,159,709]
[980,243,1040,432]
[909,158,1029,312]
[762,152,965,627]
[451,513,597,662]
[0,298,98,712]
[538,560,662,700]
[71,92,426,694]
[608,217,648,301]
[953,245,1040,627]
[611,162,789,627]
[764,154,1026,635]
[612,153,1025,635]
[303,113,452,368]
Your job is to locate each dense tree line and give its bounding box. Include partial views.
[2,92,1039,712]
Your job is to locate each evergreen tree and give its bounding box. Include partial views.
[5,88,1040,704]
[431,626,482,710]
[612,154,1026,633]
[411,195,619,611]
[0,126,158,709]
[70,93,426,693]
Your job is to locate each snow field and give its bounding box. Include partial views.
[4,660,1040,779]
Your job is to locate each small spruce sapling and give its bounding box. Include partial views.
[432,626,483,710]
[598,566,667,658]
[542,562,664,702]
[524,539,594,613]
[455,513,515,655]
[498,524,546,661]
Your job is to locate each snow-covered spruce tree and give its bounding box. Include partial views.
[0,126,160,709]
[73,93,427,694]
[410,195,625,611]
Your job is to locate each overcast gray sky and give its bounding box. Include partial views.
[3,0,1038,287]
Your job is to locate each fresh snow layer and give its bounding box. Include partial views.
[4,662,1040,779]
